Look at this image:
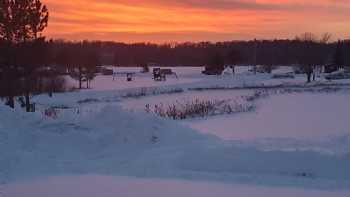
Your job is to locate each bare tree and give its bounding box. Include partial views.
[68,42,99,89]
[295,32,331,83]
[320,33,332,44]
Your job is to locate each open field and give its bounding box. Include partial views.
[2,66,350,196]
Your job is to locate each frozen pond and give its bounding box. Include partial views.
[188,92,350,140]
[121,90,350,141]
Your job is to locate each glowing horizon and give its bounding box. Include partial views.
[44,0,350,43]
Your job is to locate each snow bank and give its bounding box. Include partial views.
[2,104,350,189]
[0,104,211,183]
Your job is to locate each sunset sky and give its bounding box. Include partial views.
[44,0,350,43]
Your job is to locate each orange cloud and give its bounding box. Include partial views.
[43,0,350,43]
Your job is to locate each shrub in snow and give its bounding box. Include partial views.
[272,73,295,79]
[122,87,184,98]
[147,99,255,120]
[325,72,350,80]
[77,98,101,104]
[43,107,59,119]
[256,65,277,73]
[243,90,270,102]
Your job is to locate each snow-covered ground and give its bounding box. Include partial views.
[65,66,339,92]
[65,67,203,91]
[1,66,350,196]
[3,175,350,197]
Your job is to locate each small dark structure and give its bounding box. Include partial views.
[153,68,178,81]
[202,52,225,75]
[101,68,114,75]
[114,72,135,81]
[161,69,178,78]
[153,68,164,81]
[127,73,133,81]
[141,64,150,73]
[202,66,223,75]
[324,64,340,73]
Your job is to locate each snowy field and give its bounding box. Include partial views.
[64,67,204,91]
[1,66,350,196]
[3,175,350,197]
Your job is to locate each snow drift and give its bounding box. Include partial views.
[1,104,350,189]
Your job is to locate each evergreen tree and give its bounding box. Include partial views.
[0,0,49,110]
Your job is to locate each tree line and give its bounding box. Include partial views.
[47,37,348,67]
[49,34,348,83]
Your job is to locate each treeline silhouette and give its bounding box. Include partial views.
[51,38,349,67]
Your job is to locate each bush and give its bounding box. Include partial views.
[39,76,68,93]
[77,98,100,104]
[244,90,269,102]
[43,107,59,119]
[122,87,184,98]
[147,99,255,120]
[272,73,295,79]
[325,72,350,80]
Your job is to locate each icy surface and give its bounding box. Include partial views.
[121,88,350,156]
[188,92,350,140]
